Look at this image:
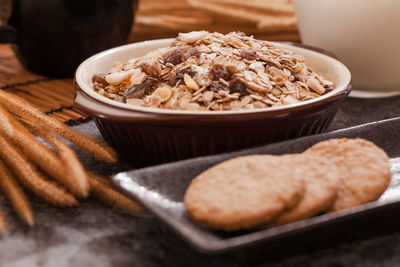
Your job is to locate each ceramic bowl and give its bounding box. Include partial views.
[74,39,351,166]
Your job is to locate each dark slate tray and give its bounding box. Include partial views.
[112,117,400,261]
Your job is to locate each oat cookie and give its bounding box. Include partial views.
[271,154,339,225]
[184,155,305,231]
[305,138,391,211]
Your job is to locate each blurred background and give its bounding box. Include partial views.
[129,0,299,42]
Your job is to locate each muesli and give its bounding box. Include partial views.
[92,31,333,111]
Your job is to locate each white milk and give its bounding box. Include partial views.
[293,0,400,94]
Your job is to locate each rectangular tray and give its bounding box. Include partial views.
[112,117,400,259]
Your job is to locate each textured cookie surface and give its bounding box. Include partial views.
[184,155,305,231]
[305,138,391,211]
[271,154,339,225]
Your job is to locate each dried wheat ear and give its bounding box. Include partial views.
[0,90,139,232]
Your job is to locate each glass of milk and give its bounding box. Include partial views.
[293,0,400,98]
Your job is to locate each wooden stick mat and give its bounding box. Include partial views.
[0,44,89,125]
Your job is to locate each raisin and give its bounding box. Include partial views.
[124,79,153,99]
[229,78,247,96]
[164,49,184,65]
[92,74,108,87]
[209,81,228,93]
[240,47,257,60]
[182,47,199,61]
[169,69,195,85]
[140,62,161,77]
[209,64,230,81]
[176,70,195,79]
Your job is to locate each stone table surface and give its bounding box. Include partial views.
[1,96,400,267]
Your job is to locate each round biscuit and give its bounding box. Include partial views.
[184,155,305,231]
[271,153,339,225]
[305,138,391,211]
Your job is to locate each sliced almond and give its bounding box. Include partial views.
[183,74,200,90]
[106,69,136,84]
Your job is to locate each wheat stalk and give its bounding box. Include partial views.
[46,135,89,198]
[0,134,78,206]
[0,90,117,163]
[18,120,89,198]
[87,171,140,215]
[0,105,14,137]
[0,115,89,198]
[0,90,141,229]
[0,160,34,226]
[0,206,5,233]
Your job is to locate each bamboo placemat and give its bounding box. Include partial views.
[0,45,89,125]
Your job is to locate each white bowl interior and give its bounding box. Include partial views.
[75,39,351,115]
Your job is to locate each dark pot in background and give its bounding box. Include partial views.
[0,0,138,78]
